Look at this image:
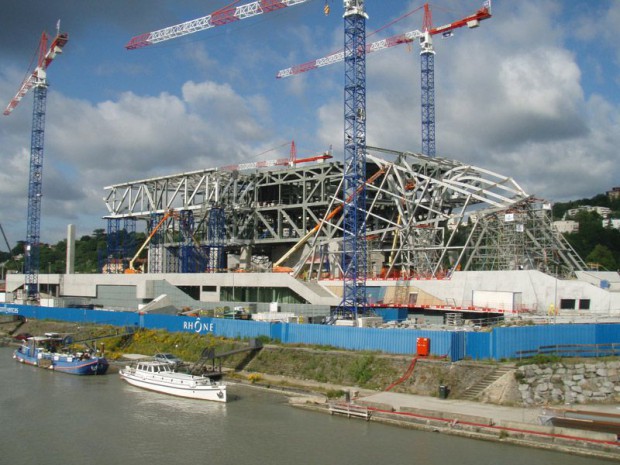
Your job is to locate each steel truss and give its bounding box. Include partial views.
[463,199,586,277]
[103,147,583,277]
[420,49,436,157]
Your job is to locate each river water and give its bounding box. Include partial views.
[0,347,612,465]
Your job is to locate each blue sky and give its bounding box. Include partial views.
[1,0,619,246]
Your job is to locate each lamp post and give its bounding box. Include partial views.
[554,273,558,324]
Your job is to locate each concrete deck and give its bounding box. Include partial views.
[349,391,620,459]
[359,391,542,424]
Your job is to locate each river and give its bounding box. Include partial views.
[0,347,613,465]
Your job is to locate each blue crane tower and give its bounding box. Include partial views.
[3,29,69,300]
[420,4,436,157]
[338,0,368,319]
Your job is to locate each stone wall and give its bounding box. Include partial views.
[516,361,620,405]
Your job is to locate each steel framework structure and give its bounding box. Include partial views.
[103,147,583,279]
[463,200,586,277]
[341,0,369,317]
[207,207,227,272]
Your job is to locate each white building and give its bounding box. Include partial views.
[553,220,579,234]
[603,218,620,230]
[565,206,611,219]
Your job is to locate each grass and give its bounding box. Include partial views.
[515,354,563,367]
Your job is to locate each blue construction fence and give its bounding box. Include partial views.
[2,304,619,361]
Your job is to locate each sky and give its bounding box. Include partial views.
[1,0,619,247]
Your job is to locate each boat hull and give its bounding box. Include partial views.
[13,349,109,375]
[119,368,226,402]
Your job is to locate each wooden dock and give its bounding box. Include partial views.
[329,402,370,421]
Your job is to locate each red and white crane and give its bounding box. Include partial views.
[126,0,312,50]
[3,26,69,300]
[277,2,492,79]
[220,141,332,171]
[276,1,492,157]
[4,30,68,115]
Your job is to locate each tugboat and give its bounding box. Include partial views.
[13,333,109,375]
[119,361,226,402]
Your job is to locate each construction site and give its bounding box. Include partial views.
[5,142,620,322]
[3,0,620,322]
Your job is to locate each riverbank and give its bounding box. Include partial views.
[230,372,620,461]
[3,317,619,459]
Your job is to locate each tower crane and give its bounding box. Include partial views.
[3,27,69,300]
[126,0,370,318]
[277,1,492,157]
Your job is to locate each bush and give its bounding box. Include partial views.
[247,373,263,384]
[325,389,346,399]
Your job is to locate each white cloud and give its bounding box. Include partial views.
[0,78,277,243]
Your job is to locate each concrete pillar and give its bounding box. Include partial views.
[66,224,75,274]
[240,245,252,270]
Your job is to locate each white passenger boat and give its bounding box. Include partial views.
[119,361,226,402]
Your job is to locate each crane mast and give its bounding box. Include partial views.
[420,4,435,157]
[338,0,368,318]
[3,29,68,300]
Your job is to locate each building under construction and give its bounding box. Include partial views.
[2,148,620,318]
[103,145,583,278]
[5,145,620,319]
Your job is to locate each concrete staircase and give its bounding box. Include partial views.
[461,365,515,401]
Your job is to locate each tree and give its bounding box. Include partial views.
[586,244,617,271]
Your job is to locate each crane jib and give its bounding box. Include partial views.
[125,0,312,50]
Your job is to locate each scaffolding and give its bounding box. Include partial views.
[105,217,121,273]
[207,207,226,272]
[464,199,586,277]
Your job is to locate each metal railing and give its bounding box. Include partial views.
[516,343,620,359]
